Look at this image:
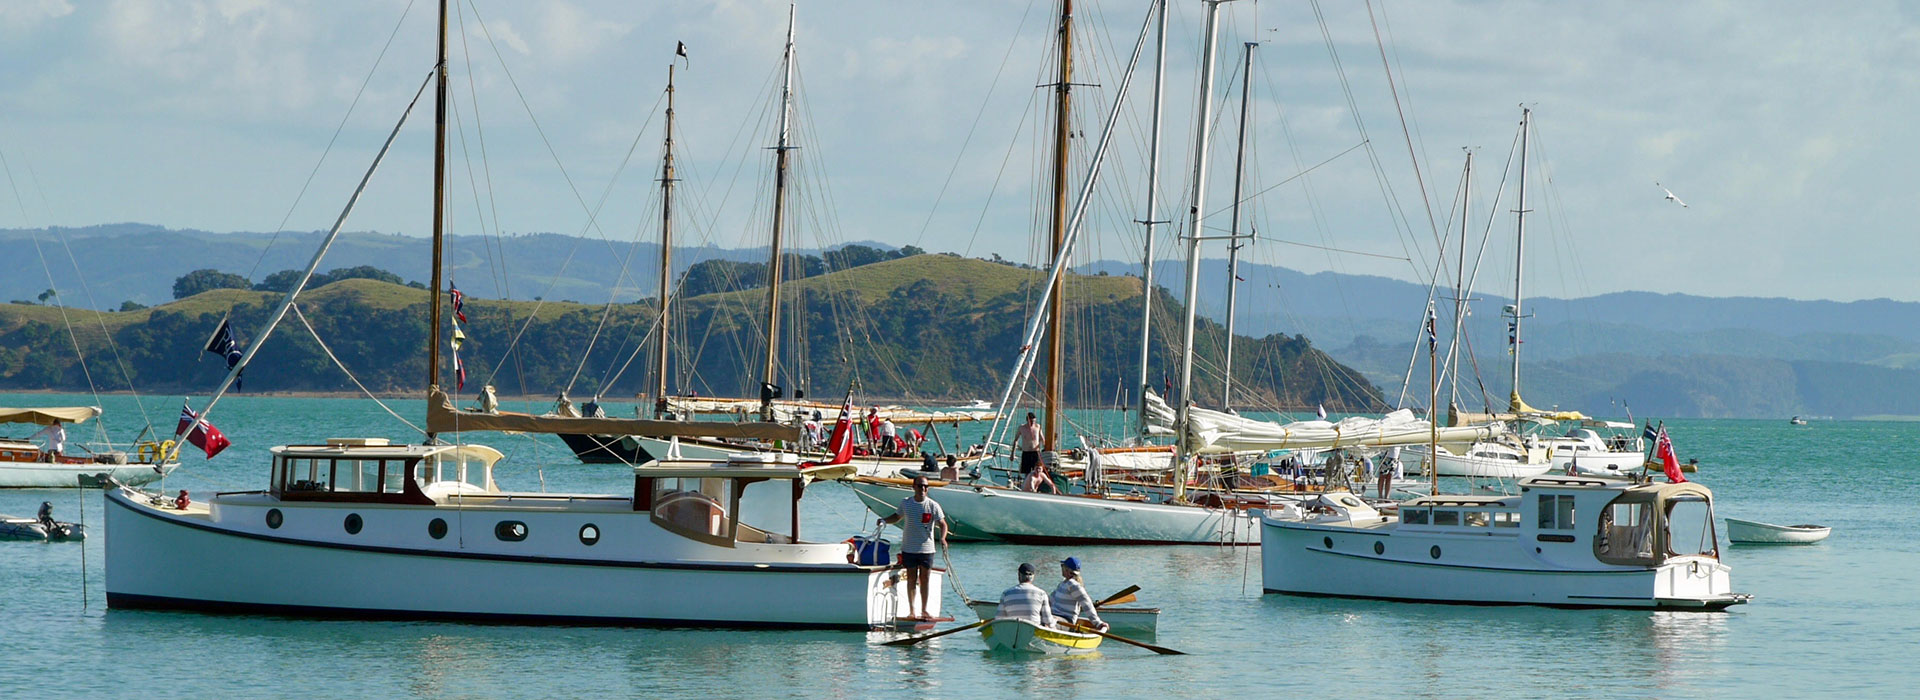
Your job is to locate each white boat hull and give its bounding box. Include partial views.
[979,618,1102,655]
[104,488,932,629]
[1259,514,1744,609]
[846,479,1258,545]
[1406,446,1553,479]
[0,459,175,488]
[1726,518,1831,544]
[967,601,1157,637]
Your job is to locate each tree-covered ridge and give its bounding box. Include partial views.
[0,254,1384,411]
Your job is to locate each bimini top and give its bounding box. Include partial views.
[269,438,505,464]
[0,406,102,426]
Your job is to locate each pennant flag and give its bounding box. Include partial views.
[1655,427,1687,483]
[450,325,467,391]
[1507,320,1520,353]
[450,283,467,324]
[1425,303,1439,353]
[176,404,232,459]
[1316,404,1327,420]
[205,319,245,389]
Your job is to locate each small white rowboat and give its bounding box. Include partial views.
[979,618,1103,655]
[968,601,1158,637]
[1726,518,1831,544]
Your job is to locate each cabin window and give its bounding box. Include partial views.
[650,476,735,547]
[1493,512,1520,528]
[1402,509,1429,525]
[1433,510,1460,526]
[1595,501,1656,564]
[1464,511,1490,527]
[1665,496,1718,558]
[1538,495,1576,530]
[495,521,529,542]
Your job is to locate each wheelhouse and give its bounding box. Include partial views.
[268,438,504,505]
[632,454,855,548]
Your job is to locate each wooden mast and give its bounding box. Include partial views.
[1134,0,1168,436]
[426,0,449,440]
[654,65,677,417]
[1044,0,1073,452]
[759,5,797,421]
[1221,41,1255,409]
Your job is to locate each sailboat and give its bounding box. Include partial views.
[2,406,176,487]
[103,2,935,629]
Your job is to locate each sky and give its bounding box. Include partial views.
[2,0,1917,304]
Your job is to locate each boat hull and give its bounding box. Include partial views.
[847,479,1258,545]
[1726,518,1831,544]
[979,618,1102,655]
[0,459,175,488]
[1259,515,1745,610]
[1406,446,1553,479]
[103,489,932,629]
[967,601,1157,637]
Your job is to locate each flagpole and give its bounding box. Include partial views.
[168,70,436,460]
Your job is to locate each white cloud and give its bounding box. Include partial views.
[536,1,631,65]
[0,0,74,34]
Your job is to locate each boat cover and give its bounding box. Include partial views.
[665,396,998,424]
[0,406,101,426]
[426,388,801,441]
[1140,392,1498,452]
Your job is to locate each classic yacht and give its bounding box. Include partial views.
[1,406,176,488]
[106,437,932,628]
[1258,474,1749,609]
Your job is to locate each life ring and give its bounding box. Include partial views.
[139,440,176,463]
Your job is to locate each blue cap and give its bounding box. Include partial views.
[1061,556,1081,571]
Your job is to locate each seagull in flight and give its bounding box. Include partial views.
[1656,182,1688,208]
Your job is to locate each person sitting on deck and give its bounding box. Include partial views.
[995,562,1056,628]
[1049,557,1108,632]
[939,454,961,481]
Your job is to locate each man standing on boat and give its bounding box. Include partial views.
[1049,557,1107,632]
[878,474,947,620]
[30,419,65,461]
[1015,412,1043,491]
[995,562,1056,628]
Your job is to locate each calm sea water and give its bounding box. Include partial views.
[2,393,1914,698]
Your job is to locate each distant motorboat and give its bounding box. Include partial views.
[1789,416,1809,426]
[958,399,993,411]
[1726,518,1830,545]
[0,513,84,541]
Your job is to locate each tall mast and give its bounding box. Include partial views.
[1174,0,1231,501]
[1448,149,1470,418]
[759,5,797,421]
[1134,0,1168,436]
[654,65,678,417]
[426,0,449,439]
[1508,106,1530,409]
[1043,0,1074,452]
[1221,41,1255,409]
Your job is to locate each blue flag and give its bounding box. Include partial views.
[206,319,243,389]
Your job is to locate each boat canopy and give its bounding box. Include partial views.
[664,396,998,424]
[0,406,102,426]
[1140,392,1499,452]
[426,388,800,441]
[1448,392,1589,426]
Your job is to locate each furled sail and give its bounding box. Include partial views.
[427,388,799,441]
[1141,392,1498,452]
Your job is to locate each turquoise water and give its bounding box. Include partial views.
[2,394,1914,698]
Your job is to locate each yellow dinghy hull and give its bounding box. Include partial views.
[980,618,1103,655]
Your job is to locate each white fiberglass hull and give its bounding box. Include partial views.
[104,489,932,629]
[1407,446,1553,479]
[1259,515,1744,609]
[846,479,1258,545]
[1548,450,1645,474]
[0,459,175,488]
[1726,518,1831,544]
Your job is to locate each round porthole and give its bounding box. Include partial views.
[495,521,528,542]
[265,508,283,529]
[344,513,363,535]
[1430,545,1442,559]
[1373,541,1385,555]
[428,518,448,540]
[579,524,600,546]
[1323,537,1333,549]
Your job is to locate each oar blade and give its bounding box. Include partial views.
[1095,584,1141,607]
[882,618,988,647]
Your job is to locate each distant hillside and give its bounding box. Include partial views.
[0,254,1382,411]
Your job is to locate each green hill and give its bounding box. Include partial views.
[0,254,1381,411]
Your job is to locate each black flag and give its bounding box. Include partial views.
[205,319,244,389]
[676,41,689,69]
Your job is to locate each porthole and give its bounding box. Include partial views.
[428,518,448,540]
[344,513,363,535]
[495,520,528,542]
[265,508,283,529]
[579,524,601,546]
[1373,541,1385,555]
[1430,545,1442,560]
[1323,536,1333,549]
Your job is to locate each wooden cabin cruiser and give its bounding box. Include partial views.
[1,406,176,488]
[1258,475,1749,609]
[105,438,934,629]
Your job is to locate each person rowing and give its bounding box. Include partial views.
[1049,556,1108,632]
[994,562,1056,628]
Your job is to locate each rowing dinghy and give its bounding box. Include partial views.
[968,601,1158,637]
[0,515,84,541]
[1726,518,1830,544]
[980,618,1102,655]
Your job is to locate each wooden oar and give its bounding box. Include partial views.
[1096,593,1137,607]
[1095,584,1141,608]
[883,618,989,647]
[1072,622,1184,656]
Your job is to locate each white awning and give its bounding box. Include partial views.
[0,406,102,426]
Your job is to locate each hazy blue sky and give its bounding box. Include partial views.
[2,1,1915,303]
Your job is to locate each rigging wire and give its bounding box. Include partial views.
[290,304,425,436]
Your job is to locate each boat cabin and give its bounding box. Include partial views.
[1395,476,1720,567]
[268,439,504,505]
[632,453,855,548]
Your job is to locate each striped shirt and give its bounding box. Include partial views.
[1050,577,1104,626]
[996,582,1056,628]
[896,496,945,554]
